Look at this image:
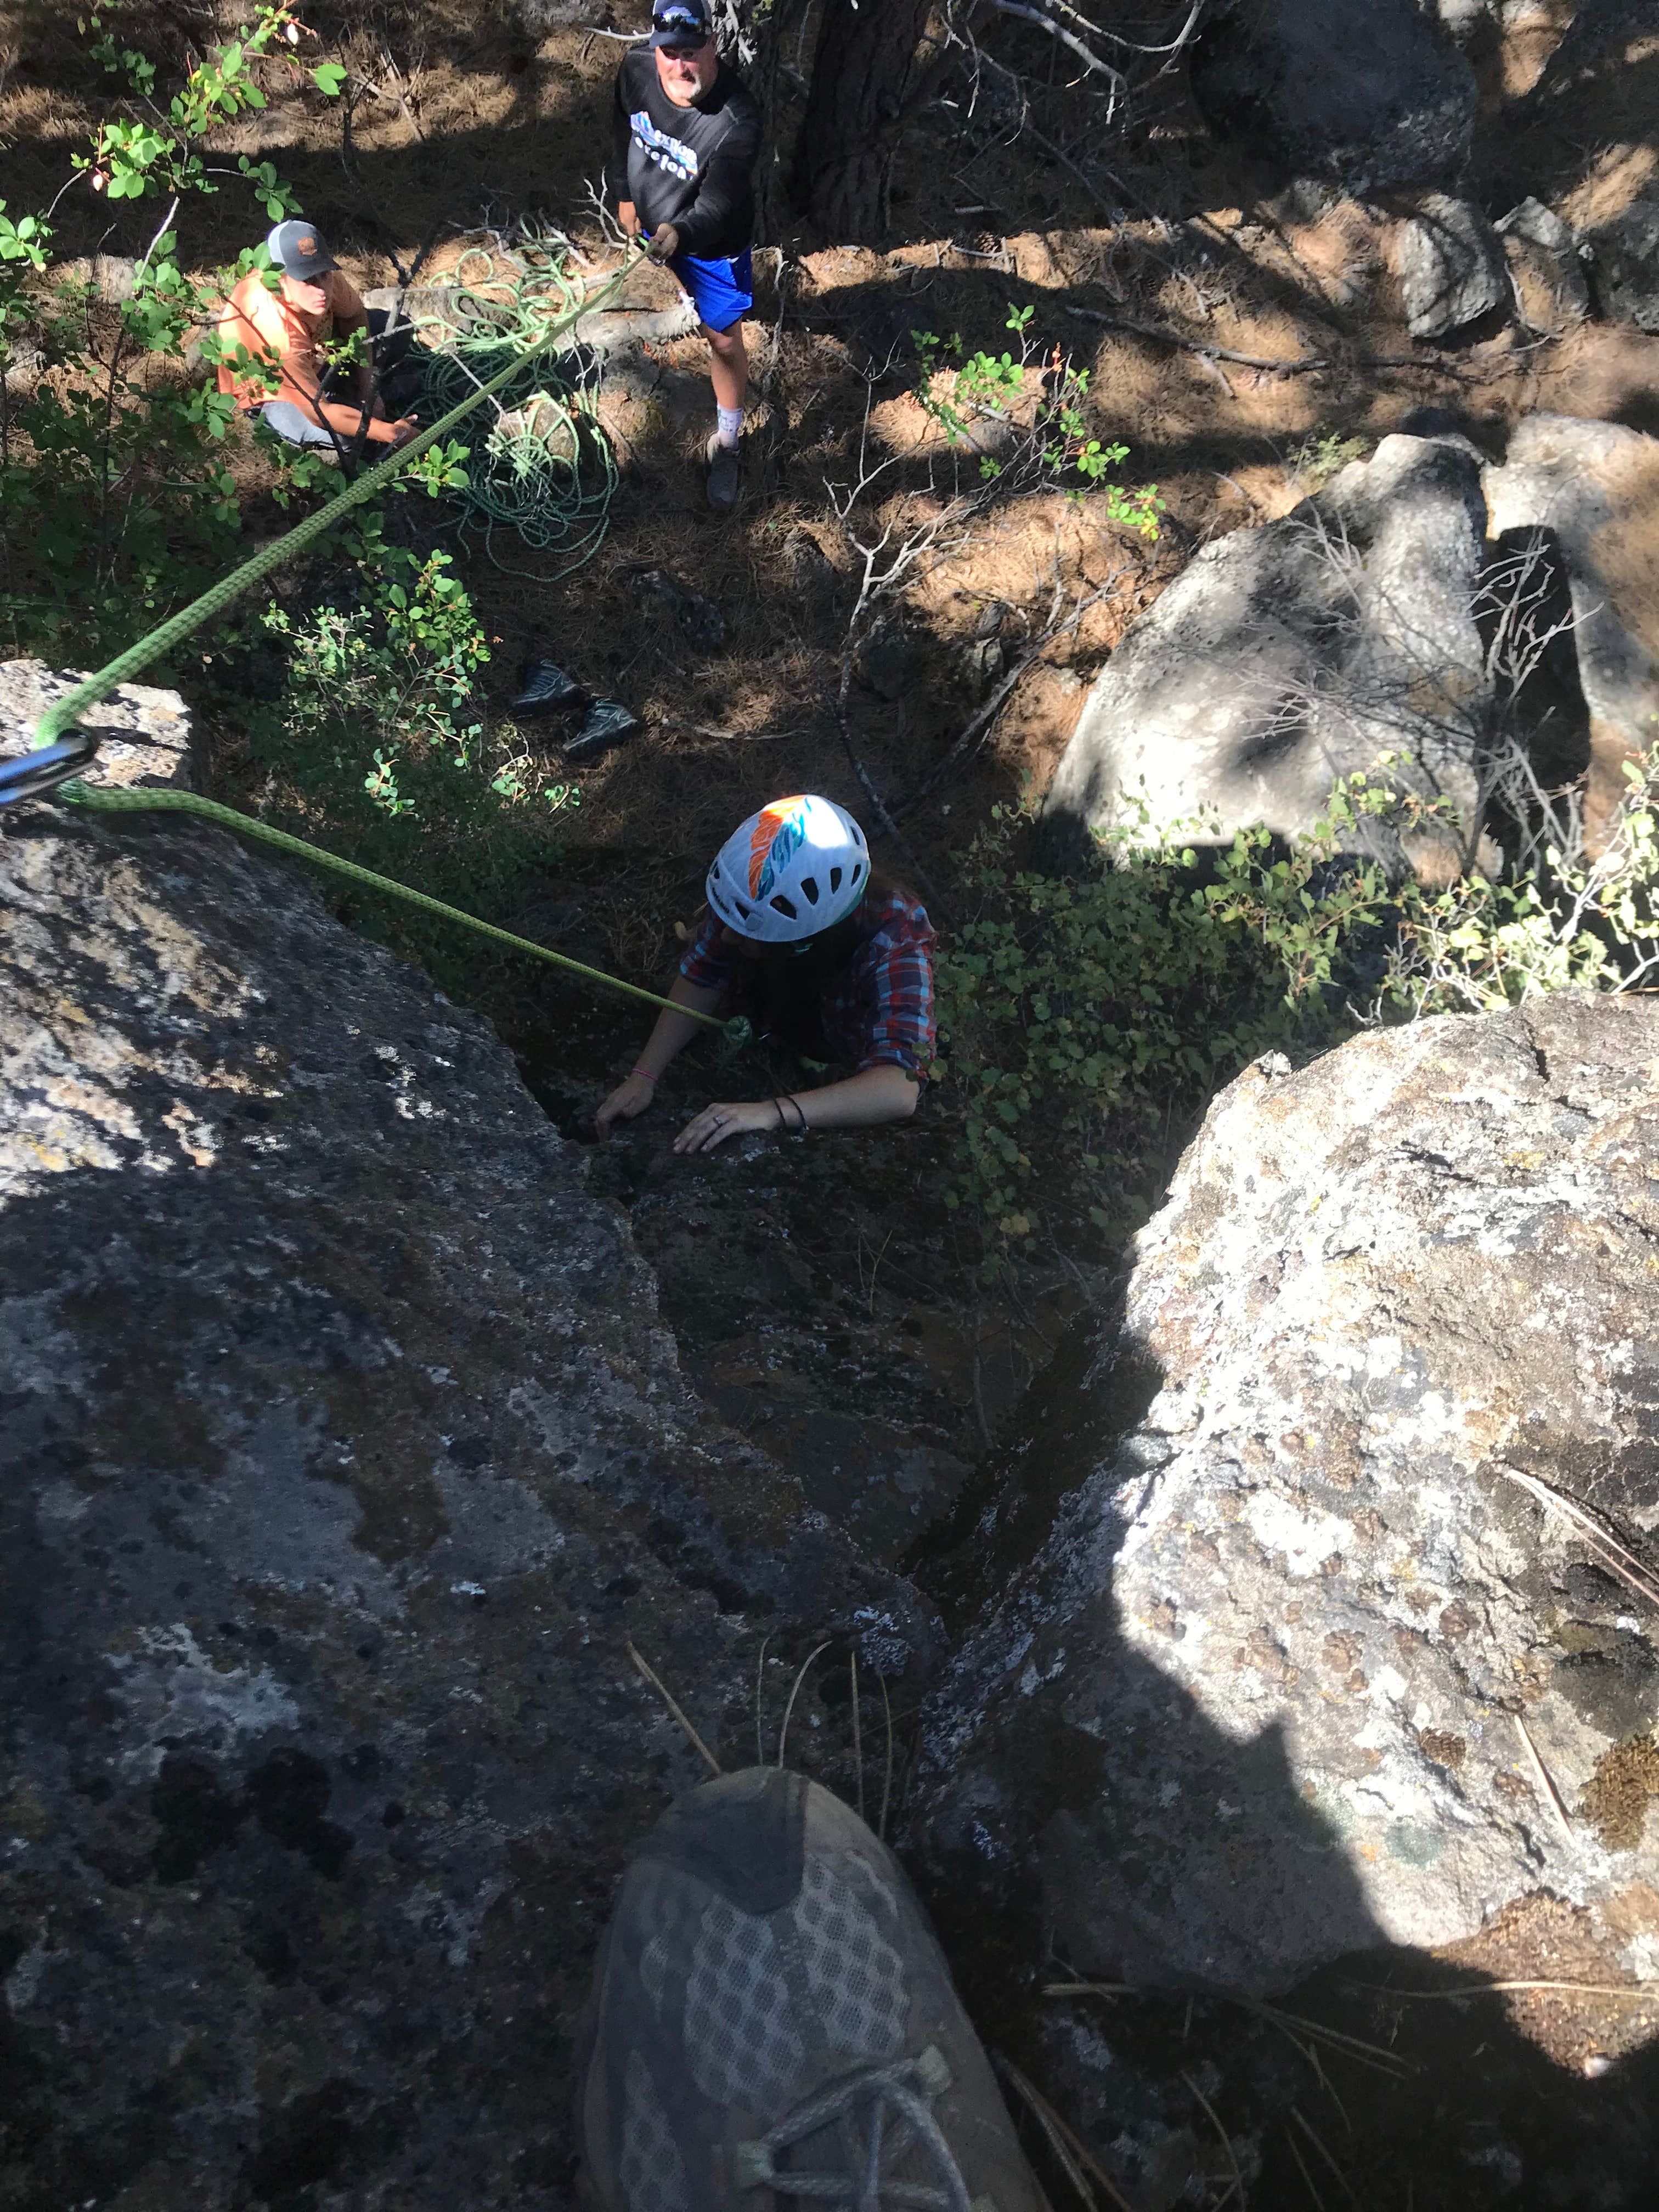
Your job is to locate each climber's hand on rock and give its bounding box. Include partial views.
[673,1099,775,1154]
[596,1073,656,1137]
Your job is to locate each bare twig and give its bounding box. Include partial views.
[1182,2070,1245,2208]
[628,1642,721,1777]
[1046,1984,1413,2076]
[134,194,181,285]
[1512,1709,1577,1852]
[754,1631,772,1767]
[778,1638,833,1768]
[1025,0,1205,60]
[1358,1979,1656,2002]
[850,1647,864,1821]
[1291,2109,1358,2209]
[1492,1463,1659,1612]
[879,1671,894,1839]
[996,2056,1137,2212]
[1285,2130,1327,2211]
[995,2057,1098,2207]
[984,1,1127,105]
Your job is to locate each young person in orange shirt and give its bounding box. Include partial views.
[216,219,418,452]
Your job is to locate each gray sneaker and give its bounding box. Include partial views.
[575,1765,1051,2211]
[705,433,742,513]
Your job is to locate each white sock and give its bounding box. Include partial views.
[716,404,744,452]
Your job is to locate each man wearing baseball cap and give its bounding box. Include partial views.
[612,0,761,511]
[215,218,418,453]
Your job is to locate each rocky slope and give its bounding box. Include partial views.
[916,994,1659,1996]
[0,699,925,2207]
[1043,413,1659,868]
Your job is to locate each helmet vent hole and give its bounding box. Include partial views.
[851,861,866,887]
[830,866,843,892]
[769,893,798,919]
[801,875,820,904]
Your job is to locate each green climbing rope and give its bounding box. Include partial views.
[64,781,725,1029]
[21,239,724,1032]
[33,244,643,755]
[409,242,620,578]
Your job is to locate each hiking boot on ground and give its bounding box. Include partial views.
[575,1764,1051,2211]
[704,433,742,514]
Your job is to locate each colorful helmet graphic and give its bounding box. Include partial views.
[706,794,870,943]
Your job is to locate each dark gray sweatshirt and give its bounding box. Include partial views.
[611,47,761,259]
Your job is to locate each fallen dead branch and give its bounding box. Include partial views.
[1064,304,1493,382]
[1493,1462,1659,1613]
[1046,1981,1414,2078]
[1512,1708,1577,1852]
[1356,1979,1657,2002]
[894,565,1128,823]
[1066,302,1333,373]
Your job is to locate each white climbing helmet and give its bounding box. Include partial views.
[706,794,871,943]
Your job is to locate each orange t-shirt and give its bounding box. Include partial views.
[215,269,366,409]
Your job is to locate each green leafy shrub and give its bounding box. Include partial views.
[219,530,578,943]
[1287,427,1372,490]
[935,748,1659,1258]
[0,2,325,662]
[913,305,1164,533]
[2,3,575,986]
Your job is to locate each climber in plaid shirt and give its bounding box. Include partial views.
[596,795,935,1150]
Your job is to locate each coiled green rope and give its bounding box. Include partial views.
[411,244,620,577]
[22,240,723,1030]
[34,245,642,755]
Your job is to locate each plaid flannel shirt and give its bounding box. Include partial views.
[679,888,936,1077]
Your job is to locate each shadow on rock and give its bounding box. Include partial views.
[906,995,1659,2205]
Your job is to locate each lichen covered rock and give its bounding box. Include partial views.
[1400,194,1508,338]
[1483,412,1659,840]
[0,777,924,2203]
[0,656,193,791]
[915,996,1659,1995]
[1041,434,1493,873]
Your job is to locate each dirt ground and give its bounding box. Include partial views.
[7,0,1659,2203]
[9,0,1659,929]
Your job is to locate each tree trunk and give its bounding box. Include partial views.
[791,0,936,241]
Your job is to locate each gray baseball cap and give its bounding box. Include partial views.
[266,219,338,281]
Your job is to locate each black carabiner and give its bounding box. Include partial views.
[0,729,102,810]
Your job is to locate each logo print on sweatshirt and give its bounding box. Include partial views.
[631,109,701,184]
[749,795,812,899]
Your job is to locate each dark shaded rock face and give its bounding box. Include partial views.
[1400,193,1508,338]
[915,996,1659,1997]
[1188,0,1477,194]
[1496,197,1590,330]
[1040,433,1493,872]
[1587,184,1659,335]
[1483,413,1659,838]
[0,796,924,2205]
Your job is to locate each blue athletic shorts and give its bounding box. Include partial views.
[652,240,754,334]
